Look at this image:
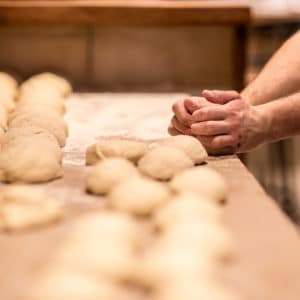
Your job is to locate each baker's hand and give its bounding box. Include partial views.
[191,90,267,154]
[168,96,217,136]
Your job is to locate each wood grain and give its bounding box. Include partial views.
[0,1,250,25]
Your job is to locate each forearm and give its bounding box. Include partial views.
[242,31,300,105]
[259,92,300,143]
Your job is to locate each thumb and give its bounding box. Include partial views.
[202,90,240,104]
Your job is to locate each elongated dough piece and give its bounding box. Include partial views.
[86,138,148,165]
[0,185,62,231]
[0,134,62,183]
[158,135,208,164]
[169,167,228,203]
[86,158,138,195]
[138,146,193,180]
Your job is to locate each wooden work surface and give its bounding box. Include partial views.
[0,1,250,25]
[0,93,300,300]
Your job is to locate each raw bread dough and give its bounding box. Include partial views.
[27,270,119,300]
[138,146,193,180]
[0,105,8,132]
[86,158,138,195]
[9,112,68,147]
[108,176,171,216]
[0,185,62,231]
[18,92,66,115]
[0,96,16,113]
[0,72,18,101]
[86,138,148,165]
[169,167,228,203]
[20,72,72,98]
[158,135,208,164]
[55,212,139,281]
[0,133,63,183]
[153,194,222,230]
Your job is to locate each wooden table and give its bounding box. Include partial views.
[1,93,300,300]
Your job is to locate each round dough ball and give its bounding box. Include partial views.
[0,96,16,113]
[0,134,63,183]
[153,194,222,230]
[108,176,171,216]
[9,112,68,147]
[0,72,18,100]
[169,167,228,203]
[159,135,207,164]
[86,158,138,195]
[20,72,72,98]
[0,105,8,132]
[0,185,62,231]
[85,138,148,165]
[28,271,119,300]
[0,126,58,148]
[138,146,193,180]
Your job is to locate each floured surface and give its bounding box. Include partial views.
[0,93,300,300]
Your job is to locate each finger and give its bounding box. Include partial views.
[172,99,193,126]
[191,121,230,136]
[192,106,227,122]
[168,125,181,136]
[207,146,235,156]
[197,136,235,155]
[210,135,240,149]
[202,90,240,104]
[171,116,193,135]
[184,97,203,114]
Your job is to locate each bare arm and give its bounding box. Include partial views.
[242,30,300,105]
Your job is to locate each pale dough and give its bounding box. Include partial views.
[9,111,68,147]
[0,105,8,132]
[0,185,62,231]
[169,167,228,203]
[153,194,223,230]
[0,96,16,113]
[27,270,119,300]
[86,157,138,195]
[158,135,208,164]
[108,176,171,216]
[0,72,18,101]
[0,133,63,183]
[138,146,193,180]
[20,72,72,98]
[85,138,148,165]
[55,212,140,281]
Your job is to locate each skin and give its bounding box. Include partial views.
[169,30,300,154]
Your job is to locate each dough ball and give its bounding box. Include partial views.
[108,176,171,216]
[159,135,207,164]
[0,134,63,183]
[0,96,16,113]
[28,270,119,300]
[0,185,62,231]
[18,92,66,115]
[153,194,223,230]
[0,72,18,100]
[20,72,72,97]
[138,146,193,180]
[169,167,228,203]
[56,212,140,281]
[85,138,148,165]
[0,105,8,132]
[9,112,68,147]
[0,126,58,148]
[86,158,138,195]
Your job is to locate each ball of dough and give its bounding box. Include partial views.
[0,185,62,231]
[169,167,228,203]
[28,270,119,300]
[0,134,63,183]
[153,194,223,230]
[0,72,18,100]
[85,138,148,165]
[138,146,193,180]
[0,105,8,132]
[0,95,16,113]
[108,176,171,216]
[20,72,72,98]
[158,135,207,164]
[86,158,138,195]
[9,112,68,147]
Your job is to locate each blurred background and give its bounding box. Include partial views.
[0,0,300,223]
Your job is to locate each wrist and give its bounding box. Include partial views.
[255,104,274,144]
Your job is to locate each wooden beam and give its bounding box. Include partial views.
[0,1,251,26]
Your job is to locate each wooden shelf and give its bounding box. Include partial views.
[0,1,250,26]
